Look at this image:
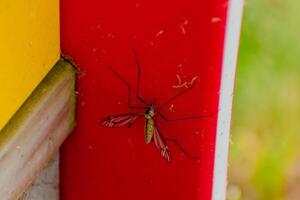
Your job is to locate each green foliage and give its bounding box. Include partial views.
[228,0,300,199]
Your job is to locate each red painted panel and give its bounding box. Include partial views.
[60,0,228,199]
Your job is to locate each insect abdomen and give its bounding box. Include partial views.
[145,118,154,144]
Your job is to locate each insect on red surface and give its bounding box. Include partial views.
[101,49,217,162]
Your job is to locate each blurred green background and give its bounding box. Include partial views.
[228,0,300,200]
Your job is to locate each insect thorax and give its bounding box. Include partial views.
[145,106,155,119]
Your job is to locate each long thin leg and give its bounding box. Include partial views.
[132,48,148,105]
[157,110,218,122]
[165,138,200,160]
[107,65,147,109]
[155,126,199,160]
[157,85,195,111]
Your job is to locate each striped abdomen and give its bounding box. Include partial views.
[145,118,154,144]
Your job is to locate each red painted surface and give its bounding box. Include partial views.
[60,0,228,199]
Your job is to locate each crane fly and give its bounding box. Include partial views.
[101,49,216,163]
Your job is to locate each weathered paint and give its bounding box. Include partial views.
[0,0,60,130]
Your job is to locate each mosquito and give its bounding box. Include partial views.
[101,49,216,162]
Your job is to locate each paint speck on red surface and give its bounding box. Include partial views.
[60,0,228,199]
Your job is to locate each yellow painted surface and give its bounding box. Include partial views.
[0,0,60,130]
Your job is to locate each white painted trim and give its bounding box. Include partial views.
[212,0,244,200]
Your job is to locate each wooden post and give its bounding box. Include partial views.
[0,60,75,199]
[20,154,59,200]
[0,1,74,199]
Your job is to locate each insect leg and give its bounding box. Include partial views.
[157,85,195,111]
[155,125,199,160]
[157,110,218,122]
[132,48,148,105]
[164,137,200,160]
[107,65,147,109]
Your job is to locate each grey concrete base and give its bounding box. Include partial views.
[20,155,59,200]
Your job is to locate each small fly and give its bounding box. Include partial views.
[101,49,216,162]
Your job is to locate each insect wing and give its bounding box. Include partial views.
[102,112,143,128]
[153,126,171,162]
